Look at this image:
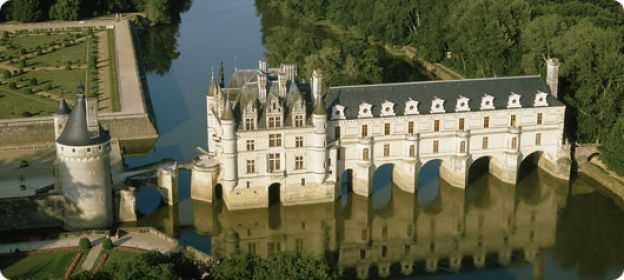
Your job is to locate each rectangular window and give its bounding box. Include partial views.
[460,141,466,153]
[433,140,439,153]
[246,140,255,151]
[482,137,489,149]
[301,178,305,186]
[295,156,304,170]
[269,134,282,147]
[246,160,256,174]
[408,121,414,134]
[384,123,390,135]
[361,125,368,137]
[510,115,516,128]
[536,133,542,145]
[384,144,390,156]
[294,115,304,127]
[537,113,543,125]
[268,116,281,128]
[335,126,341,139]
[459,118,465,131]
[245,118,255,130]
[484,116,490,128]
[268,153,280,172]
[295,136,304,148]
[434,120,440,132]
[511,137,518,149]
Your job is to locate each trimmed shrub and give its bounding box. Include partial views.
[2,70,11,79]
[102,238,113,250]
[79,237,91,250]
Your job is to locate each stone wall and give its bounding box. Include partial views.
[0,194,64,231]
[0,114,157,153]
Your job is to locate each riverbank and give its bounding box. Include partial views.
[577,160,624,209]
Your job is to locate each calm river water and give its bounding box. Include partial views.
[124,0,624,279]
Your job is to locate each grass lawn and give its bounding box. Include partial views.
[21,68,87,97]
[0,250,79,279]
[103,250,139,268]
[28,40,87,67]
[0,89,56,118]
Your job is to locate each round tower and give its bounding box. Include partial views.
[53,97,71,140]
[207,68,219,153]
[311,92,328,182]
[56,86,113,230]
[221,93,238,192]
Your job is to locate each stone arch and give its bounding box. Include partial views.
[267,182,282,230]
[372,163,394,211]
[417,159,442,209]
[587,152,600,162]
[518,151,544,183]
[133,184,162,216]
[467,156,492,186]
[214,183,223,200]
[339,169,353,210]
[268,182,281,206]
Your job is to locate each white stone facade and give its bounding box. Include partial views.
[194,61,569,210]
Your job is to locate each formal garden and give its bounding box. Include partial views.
[0,26,120,119]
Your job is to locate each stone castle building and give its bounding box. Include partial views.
[54,85,114,230]
[192,59,569,210]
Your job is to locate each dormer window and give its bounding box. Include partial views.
[358,102,373,118]
[480,94,495,110]
[405,98,419,115]
[507,92,522,109]
[332,104,346,120]
[267,98,283,128]
[430,97,445,114]
[534,91,549,107]
[380,100,395,117]
[456,96,470,112]
[293,114,304,127]
[243,102,256,130]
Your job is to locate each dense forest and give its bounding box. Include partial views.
[0,0,191,25]
[258,0,624,175]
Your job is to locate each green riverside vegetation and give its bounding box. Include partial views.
[259,0,624,175]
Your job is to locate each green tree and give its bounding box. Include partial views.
[9,0,43,22]
[601,117,624,176]
[2,70,11,79]
[145,0,170,25]
[49,0,82,21]
[102,238,113,250]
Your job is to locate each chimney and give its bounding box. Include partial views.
[259,60,267,73]
[282,64,296,81]
[86,98,100,137]
[278,71,287,98]
[546,58,560,98]
[312,70,322,101]
[257,71,267,102]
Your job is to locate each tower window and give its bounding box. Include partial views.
[409,145,415,157]
[484,116,490,128]
[459,118,465,131]
[362,148,369,160]
[482,137,489,149]
[334,126,341,139]
[301,178,305,186]
[434,120,440,132]
[537,113,543,125]
[384,123,390,135]
[460,141,466,153]
[511,137,517,149]
[361,125,368,137]
[408,121,414,134]
[510,115,516,128]
[384,144,390,156]
[536,133,542,145]
[433,140,439,153]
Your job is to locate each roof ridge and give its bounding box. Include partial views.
[329,75,542,90]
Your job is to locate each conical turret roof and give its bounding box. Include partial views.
[56,84,110,146]
[313,94,327,115]
[53,97,71,115]
[222,93,235,121]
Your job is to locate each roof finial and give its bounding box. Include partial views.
[234,56,238,71]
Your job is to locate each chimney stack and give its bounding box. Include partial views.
[546,58,560,98]
[278,71,287,98]
[312,70,322,101]
[258,60,267,73]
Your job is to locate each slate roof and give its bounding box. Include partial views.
[324,76,563,119]
[56,93,110,146]
[53,97,71,115]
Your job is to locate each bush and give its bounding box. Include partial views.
[29,78,37,86]
[9,82,16,89]
[79,237,91,250]
[2,70,11,79]
[102,238,113,250]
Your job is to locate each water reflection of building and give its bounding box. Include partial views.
[201,168,567,279]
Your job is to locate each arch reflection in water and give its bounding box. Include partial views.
[198,172,565,279]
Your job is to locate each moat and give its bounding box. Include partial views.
[3,0,624,279]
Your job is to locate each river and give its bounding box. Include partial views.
[124,0,624,279]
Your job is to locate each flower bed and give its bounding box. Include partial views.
[63,252,82,279]
[94,253,108,271]
[114,246,146,253]
[0,246,78,257]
